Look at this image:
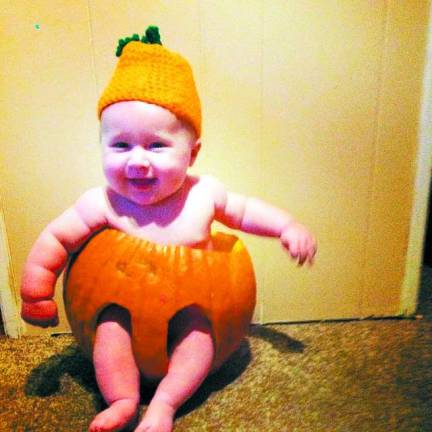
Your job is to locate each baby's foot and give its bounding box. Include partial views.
[134,400,175,432]
[89,399,138,432]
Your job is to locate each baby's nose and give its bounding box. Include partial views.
[127,146,150,168]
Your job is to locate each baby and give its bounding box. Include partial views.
[20,27,316,432]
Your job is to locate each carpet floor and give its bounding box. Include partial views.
[1,268,432,431]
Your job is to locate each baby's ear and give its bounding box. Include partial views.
[189,139,201,166]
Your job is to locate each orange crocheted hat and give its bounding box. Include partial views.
[98,26,201,137]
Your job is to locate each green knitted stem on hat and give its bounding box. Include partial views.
[115,26,162,57]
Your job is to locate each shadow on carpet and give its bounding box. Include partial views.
[22,326,303,419]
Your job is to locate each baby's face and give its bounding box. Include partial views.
[100,101,200,206]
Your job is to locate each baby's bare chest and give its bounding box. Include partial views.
[105,186,215,247]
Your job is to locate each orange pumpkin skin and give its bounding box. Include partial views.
[63,229,256,379]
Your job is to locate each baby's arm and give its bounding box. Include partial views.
[20,188,108,326]
[207,177,316,265]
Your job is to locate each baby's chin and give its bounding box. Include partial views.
[122,188,179,207]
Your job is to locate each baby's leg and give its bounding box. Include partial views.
[136,306,214,432]
[89,305,140,432]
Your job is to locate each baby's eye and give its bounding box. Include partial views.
[148,142,167,151]
[111,142,130,150]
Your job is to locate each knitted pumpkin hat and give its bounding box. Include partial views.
[98,26,202,137]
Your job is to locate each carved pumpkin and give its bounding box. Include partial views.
[63,229,256,379]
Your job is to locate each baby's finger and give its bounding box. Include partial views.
[289,240,300,261]
[297,255,306,266]
[298,237,312,265]
[307,243,317,265]
[299,248,310,266]
[295,248,307,266]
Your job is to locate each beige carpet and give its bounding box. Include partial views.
[1,268,431,431]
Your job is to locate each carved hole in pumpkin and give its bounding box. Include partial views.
[167,304,214,358]
[95,303,132,334]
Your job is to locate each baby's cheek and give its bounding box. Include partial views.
[165,169,188,190]
[102,168,125,194]
[103,158,124,177]
[155,158,184,176]
[102,166,114,182]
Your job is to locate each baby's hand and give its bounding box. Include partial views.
[21,299,59,327]
[280,222,317,266]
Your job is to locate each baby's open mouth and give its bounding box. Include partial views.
[128,178,157,188]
